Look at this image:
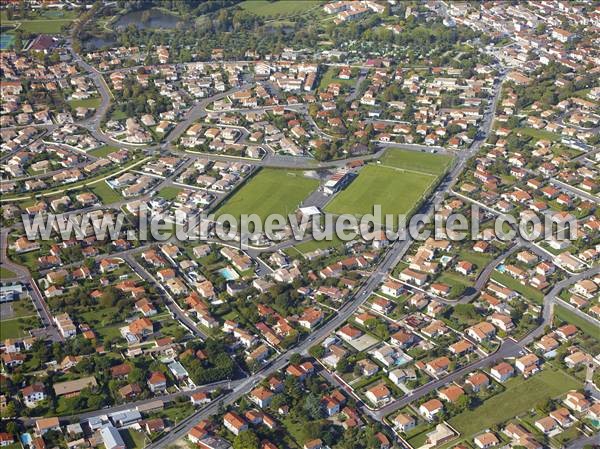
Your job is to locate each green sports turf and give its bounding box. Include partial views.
[215,168,319,222]
[324,165,436,227]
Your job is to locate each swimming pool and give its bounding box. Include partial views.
[218,266,239,281]
[21,433,32,446]
[496,264,506,273]
[395,352,413,367]
[0,33,14,50]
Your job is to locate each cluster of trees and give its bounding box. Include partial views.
[113,76,171,118]
[328,11,479,64]
[83,1,321,60]
[181,340,236,385]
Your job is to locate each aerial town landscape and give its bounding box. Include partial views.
[0,1,599,449]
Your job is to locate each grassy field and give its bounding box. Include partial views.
[0,267,16,279]
[88,145,119,158]
[449,368,581,437]
[1,8,78,34]
[437,272,471,298]
[0,318,32,339]
[0,299,41,339]
[68,97,101,109]
[215,168,319,222]
[381,149,453,175]
[15,19,73,34]
[491,271,544,304]
[158,186,182,200]
[293,232,347,254]
[555,305,599,339]
[239,0,322,17]
[120,429,147,449]
[324,165,437,227]
[458,250,493,275]
[319,66,355,89]
[90,182,123,204]
[514,127,561,142]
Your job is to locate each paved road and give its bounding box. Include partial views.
[550,178,599,204]
[374,338,523,419]
[458,242,521,304]
[144,67,510,448]
[0,228,63,342]
[372,263,600,420]
[20,378,241,427]
[122,253,209,341]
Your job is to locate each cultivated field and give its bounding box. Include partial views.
[215,168,319,222]
[324,165,437,228]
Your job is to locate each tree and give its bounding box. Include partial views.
[303,393,323,420]
[336,357,349,373]
[289,352,301,365]
[5,421,18,435]
[233,430,259,449]
[308,345,325,359]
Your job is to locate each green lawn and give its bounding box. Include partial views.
[458,250,493,275]
[120,429,147,449]
[319,66,355,89]
[324,165,437,227]
[449,368,581,437]
[437,272,471,298]
[69,97,101,109]
[0,319,28,339]
[110,109,128,121]
[215,168,319,222]
[491,271,544,304]
[555,305,599,339]
[90,182,123,204]
[15,19,74,34]
[239,0,322,17]
[0,267,16,279]
[0,316,41,339]
[88,145,119,158]
[293,232,347,254]
[381,149,453,175]
[158,186,183,200]
[514,127,561,142]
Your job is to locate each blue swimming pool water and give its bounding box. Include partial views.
[21,433,32,446]
[218,266,239,281]
[497,264,506,273]
[0,34,14,50]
